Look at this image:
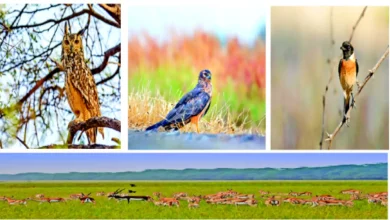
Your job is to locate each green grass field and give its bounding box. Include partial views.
[0,181,387,219]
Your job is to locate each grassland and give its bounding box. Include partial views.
[0,181,387,219]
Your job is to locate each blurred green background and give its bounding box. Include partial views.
[271,6,389,149]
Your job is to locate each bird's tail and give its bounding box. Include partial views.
[98,127,104,140]
[344,93,351,116]
[145,120,167,131]
[86,128,97,144]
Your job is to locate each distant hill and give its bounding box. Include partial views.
[0,163,386,181]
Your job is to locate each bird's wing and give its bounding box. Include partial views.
[165,91,211,125]
[356,59,359,77]
[173,87,204,109]
[72,66,101,116]
[338,59,343,79]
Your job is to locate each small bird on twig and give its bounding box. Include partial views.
[339,41,359,124]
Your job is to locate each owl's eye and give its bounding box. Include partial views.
[75,39,79,44]
[64,40,70,45]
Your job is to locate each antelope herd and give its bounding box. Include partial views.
[0,188,387,209]
[148,188,388,208]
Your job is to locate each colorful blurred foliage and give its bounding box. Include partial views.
[128,30,265,131]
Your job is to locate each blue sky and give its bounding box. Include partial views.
[0,153,386,174]
[128,4,266,45]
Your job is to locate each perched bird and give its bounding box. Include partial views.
[339,41,359,123]
[61,23,104,144]
[146,69,212,133]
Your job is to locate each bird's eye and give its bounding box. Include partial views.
[75,39,79,44]
[64,40,70,45]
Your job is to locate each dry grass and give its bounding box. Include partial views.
[129,87,264,135]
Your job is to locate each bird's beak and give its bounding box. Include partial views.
[340,46,346,51]
[207,75,211,80]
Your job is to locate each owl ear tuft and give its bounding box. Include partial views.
[77,28,86,36]
[64,23,69,35]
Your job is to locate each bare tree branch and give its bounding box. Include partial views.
[98,4,121,25]
[325,46,389,149]
[67,116,121,144]
[91,43,121,74]
[97,64,120,85]
[349,6,367,43]
[7,5,120,30]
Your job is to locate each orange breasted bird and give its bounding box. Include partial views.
[145,69,212,133]
[339,41,359,122]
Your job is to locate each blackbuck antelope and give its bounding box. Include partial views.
[108,188,150,203]
[107,188,125,200]
[340,189,361,195]
[265,196,280,206]
[187,196,201,203]
[232,198,257,207]
[69,193,83,200]
[3,196,29,205]
[173,192,188,200]
[159,197,180,207]
[79,193,96,204]
[367,195,387,205]
[235,194,254,200]
[299,192,312,196]
[368,192,388,199]
[283,197,312,205]
[313,199,353,207]
[32,197,66,204]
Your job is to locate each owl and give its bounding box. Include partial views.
[61,23,104,144]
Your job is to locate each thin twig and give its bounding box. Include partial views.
[325,46,389,149]
[319,7,335,150]
[15,136,30,149]
[349,6,367,43]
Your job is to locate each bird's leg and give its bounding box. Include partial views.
[351,92,357,109]
[356,80,361,91]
